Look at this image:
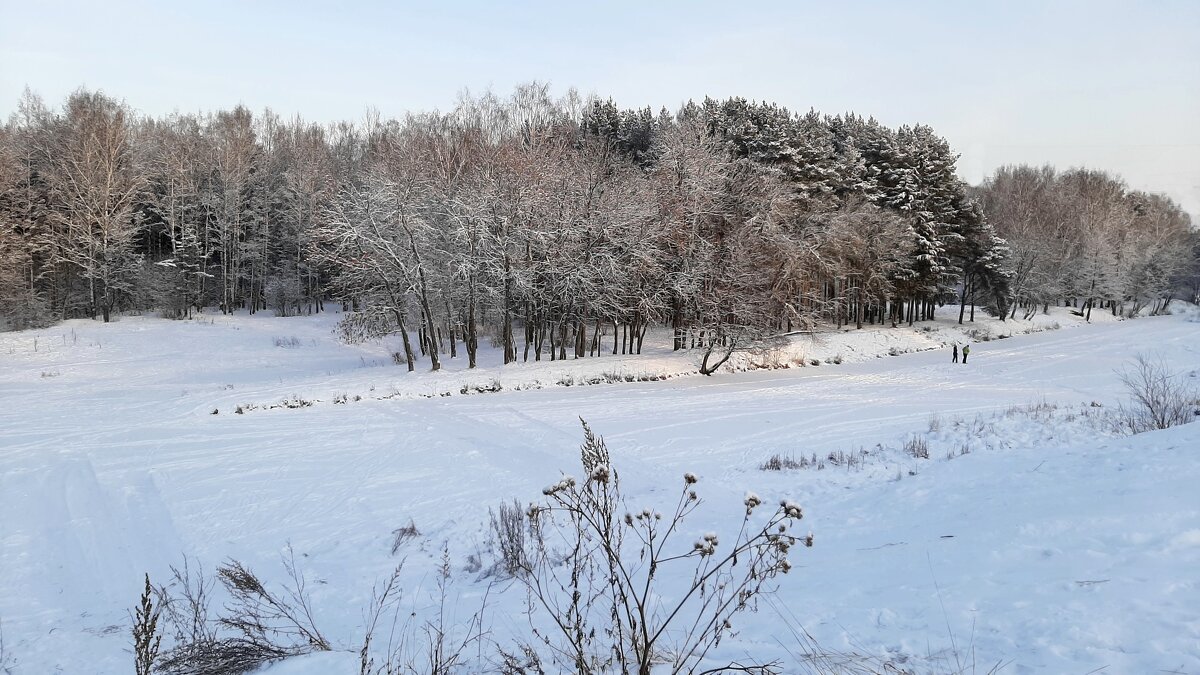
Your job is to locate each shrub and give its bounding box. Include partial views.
[157,558,217,649]
[157,638,291,675]
[132,573,163,675]
[156,548,330,675]
[1115,355,1198,433]
[489,499,539,577]
[278,396,314,409]
[824,449,869,471]
[264,276,305,317]
[511,420,810,675]
[759,453,804,471]
[965,328,992,342]
[903,435,929,459]
[391,520,420,554]
[150,552,484,675]
[216,552,330,652]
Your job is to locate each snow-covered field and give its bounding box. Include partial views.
[1,307,1198,674]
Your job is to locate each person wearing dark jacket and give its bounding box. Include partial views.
[952,343,959,363]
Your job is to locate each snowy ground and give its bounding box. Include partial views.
[0,307,1198,673]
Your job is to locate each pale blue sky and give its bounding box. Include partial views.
[2,0,1197,213]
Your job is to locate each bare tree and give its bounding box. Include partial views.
[7,84,1196,347]
[40,90,145,322]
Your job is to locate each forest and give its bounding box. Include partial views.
[1,84,1196,372]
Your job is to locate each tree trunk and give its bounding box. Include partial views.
[523,317,532,362]
[855,278,863,330]
[466,279,478,369]
[402,220,440,372]
[392,310,416,372]
[958,270,969,325]
[672,300,684,350]
[502,254,515,364]
[699,330,736,375]
[969,277,976,322]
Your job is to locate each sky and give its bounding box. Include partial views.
[2,0,1198,215]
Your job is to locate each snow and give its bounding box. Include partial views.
[0,307,1197,673]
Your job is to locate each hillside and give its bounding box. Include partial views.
[0,308,1197,674]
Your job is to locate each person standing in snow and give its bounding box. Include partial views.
[962,344,970,363]
[952,343,959,363]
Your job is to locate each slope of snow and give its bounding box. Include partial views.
[0,309,1196,673]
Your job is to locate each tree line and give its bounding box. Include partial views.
[979,164,1196,321]
[1,85,1195,371]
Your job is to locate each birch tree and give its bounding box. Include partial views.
[40,90,145,322]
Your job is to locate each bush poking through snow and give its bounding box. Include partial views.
[157,637,292,675]
[391,520,420,554]
[1004,400,1059,422]
[759,453,804,471]
[903,435,930,459]
[510,419,809,675]
[150,552,486,675]
[157,558,218,650]
[217,550,330,653]
[132,573,163,675]
[157,634,292,672]
[497,643,546,675]
[489,499,541,577]
[156,548,331,675]
[358,548,488,675]
[357,564,405,675]
[1115,355,1199,434]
